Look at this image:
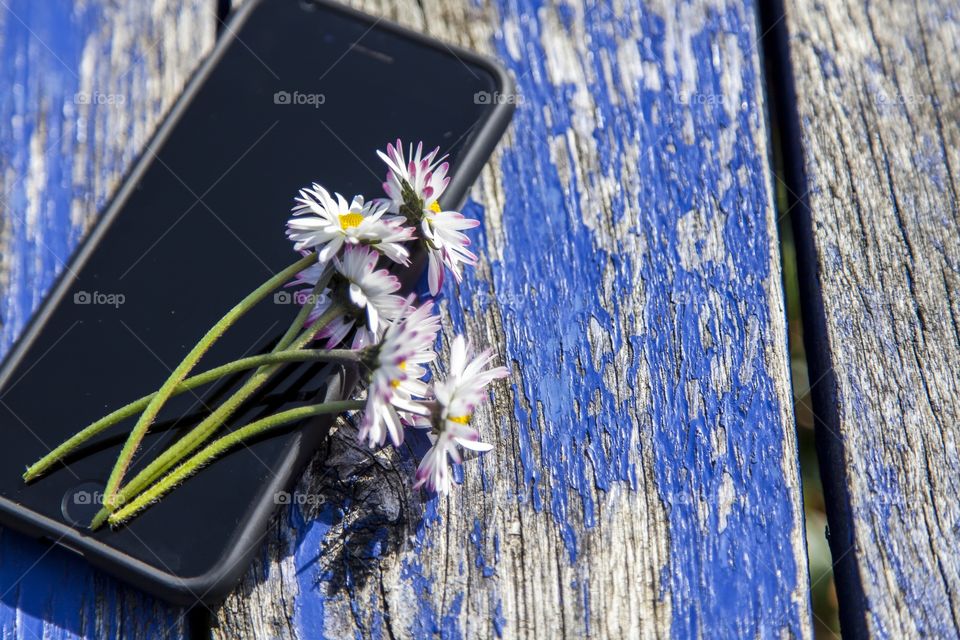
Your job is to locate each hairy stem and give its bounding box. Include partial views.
[107,400,364,526]
[23,348,358,481]
[91,303,345,529]
[102,253,318,505]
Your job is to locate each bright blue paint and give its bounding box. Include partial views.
[634,5,805,635]
[401,553,439,638]
[492,599,505,637]
[0,528,179,638]
[480,0,808,636]
[470,518,496,577]
[0,0,162,351]
[0,0,94,350]
[291,500,335,639]
[478,2,642,566]
[439,593,463,640]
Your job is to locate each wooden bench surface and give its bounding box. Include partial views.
[12,0,956,636]
[779,0,960,636]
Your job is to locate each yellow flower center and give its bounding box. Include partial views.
[391,362,406,388]
[339,212,364,229]
[448,414,472,424]
[428,201,442,214]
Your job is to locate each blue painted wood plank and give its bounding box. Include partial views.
[0,0,215,636]
[777,0,960,636]
[213,0,814,637]
[0,0,813,636]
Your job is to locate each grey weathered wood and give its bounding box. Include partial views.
[0,1,216,637]
[213,0,812,637]
[780,0,960,636]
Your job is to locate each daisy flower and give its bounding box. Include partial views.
[358,299,440,448]
[377,139,449,219]
[286,183,414,264]
[289,246,405,348]
[421,209,480,295]
[414,335,508,494]
[377,140,481,296]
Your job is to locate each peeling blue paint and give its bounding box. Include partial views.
[1,0,815,637]
[291,499,335,639]
[845,373,956,640]
[439,593,463,640]
[492,598,506,637]
[483,0,809,636]
[470,518,496,578]
[402,553,439,638]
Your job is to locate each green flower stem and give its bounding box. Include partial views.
[90,303,345,530]
[272,266,333,352]
[28,266,331,484]
[102,253,318,506]
[106,399,364,527]
[22,348,359,482]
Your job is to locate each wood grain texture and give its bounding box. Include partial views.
[213,0,813,637]
[778,0,960,637]
[0,0,215,637]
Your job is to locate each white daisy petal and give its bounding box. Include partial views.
[349,282,367,309]
[357,298,441,449]
[288,245,403,349]
[454,437,494,452]
[412,334,507,494]
[286,183,415,264]
[376,140,484,290]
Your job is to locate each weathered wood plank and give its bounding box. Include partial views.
[0,0,216,636]
[213,0,813,637]
[777,0,960,636]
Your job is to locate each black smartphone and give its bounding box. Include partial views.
[0,0,513,604]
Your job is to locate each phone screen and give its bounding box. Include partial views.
[0,0,499,583]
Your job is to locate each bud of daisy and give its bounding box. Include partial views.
[377,139,449,225]
[376,140,481,296]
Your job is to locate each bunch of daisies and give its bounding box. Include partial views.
[24,140,506,527]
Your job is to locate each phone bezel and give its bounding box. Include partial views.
[0,0,515,605]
